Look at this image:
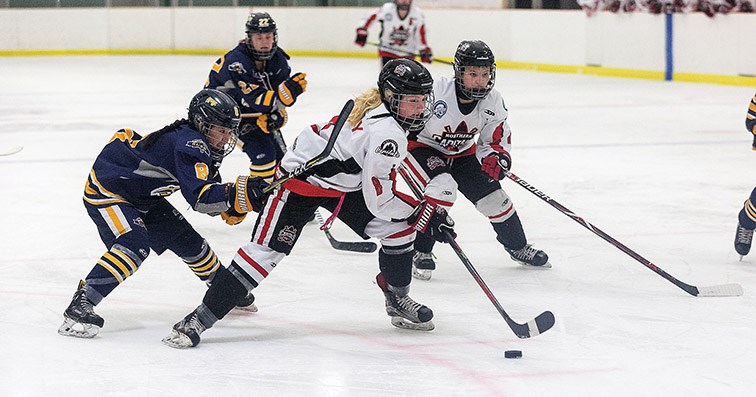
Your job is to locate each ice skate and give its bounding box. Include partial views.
[505,244,551,268]
[734,222,753,260]
[233,291,258,313]
[58,280,104,338]
[376,274,434,331]
[162,309,207,349]
[411,251,436,281]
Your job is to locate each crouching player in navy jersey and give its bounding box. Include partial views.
[734,93,756,259]
[163,59,456,349]
[58,89,270,339]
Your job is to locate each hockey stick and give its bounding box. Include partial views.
[270,121,377,253]
[263,99,354,194]
[0,146,23,156]
[366,42,454,66]
[398,164,556,339]
[506,172,743,297]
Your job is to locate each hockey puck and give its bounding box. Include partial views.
[503,350,522,359]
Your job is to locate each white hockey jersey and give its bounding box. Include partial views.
[358,2,429,57]
[412,76,512,161]
[280,104,416,221]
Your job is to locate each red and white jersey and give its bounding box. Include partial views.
[358,3,429,57]
[411,76,512,162]
[280,104,417,221]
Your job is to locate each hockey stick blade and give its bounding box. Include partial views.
[264,99,354,193]
[0,146,23,156]
[694,283,743,297]
[515,310,555,339]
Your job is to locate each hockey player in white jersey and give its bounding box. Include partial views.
[354,0,433,66]
[400,40,549,281]
[163,59,456,349]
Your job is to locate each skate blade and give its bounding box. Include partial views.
[412,267,432,281]
[516,260,552,269]
[390,316,435,331]
[58,318,99,338]
[232,303,259,313]
[161,330,195,349]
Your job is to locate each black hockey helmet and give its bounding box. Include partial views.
[378,58,434,133]
[188,89,241,161]
[395,0,412,11]
[245,12,278,61]
[453,40,496,100]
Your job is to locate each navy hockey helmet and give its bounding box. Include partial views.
[453,40,496,101]
[188,89,241,161]
[395,0,412,11]
[245,12,278,61]
[378,58,434,133]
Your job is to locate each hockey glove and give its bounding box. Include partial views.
[231,175,270,214]
[408,200,456,243]
[221,207,247,226]
[277,72,307,107]
[355,28,368,47]
[481,151,512,181]
[419,47,433,64]
[256,109,288,134]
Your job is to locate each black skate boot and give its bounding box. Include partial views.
[734,222,753,259]
[411,251,436,281]
[58,280,104,338]
[162,309,207,349]
[505,244,551,268]
[376,274,434,331]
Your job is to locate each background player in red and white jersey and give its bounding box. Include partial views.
[354,0,433,66]
[400,40,550,281]
[162,59,456,349]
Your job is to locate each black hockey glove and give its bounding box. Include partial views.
[481,151,512,181]
[355,28,368,47]
[419,47,433,64]
[277,72,307,107]
[256,109,288,134]
[408,200,456,243]
[231,175,271,214]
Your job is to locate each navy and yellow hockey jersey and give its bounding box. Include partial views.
[205,43,292,115]
[84,123,232,215]
[747,94,756,150]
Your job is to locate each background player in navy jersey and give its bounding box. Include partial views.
[58,89,269,339]
[205,11,307,186]
[354,0,433,66]
[399,40,549,281]
[162,60,456,349]
[734,93,756,259]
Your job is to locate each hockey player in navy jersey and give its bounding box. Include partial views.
[399,40,549,281]
[162,59,456,349]
[205,11,307,185]
[58,89,269,339]
[734,93,756,259]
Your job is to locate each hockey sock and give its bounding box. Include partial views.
[378,242,414,288]
[201,264,250,321]
[738,187,756,230]
[84,244,144,304]
[492,211,527,251]
[181,240,221,282]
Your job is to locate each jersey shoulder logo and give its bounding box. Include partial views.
[376,139,400,158]
[228,62,247,74]
[186,139,211,157]
[433,100,448,119]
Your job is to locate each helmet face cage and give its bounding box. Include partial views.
[395,0,412,11]
[188,89,242,162]
[453,40,496,101]
[378,59,434,133]
[245,12,278,61]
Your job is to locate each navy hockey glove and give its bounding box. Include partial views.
[419,47,433,64]
[231,175,270,214]
[481,151,512,181]
[256,109,288,134]
[277,73,307,107]
[355,28,368,47]
[408,200,456,243]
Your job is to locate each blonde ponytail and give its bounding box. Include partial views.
[347,88,382,126]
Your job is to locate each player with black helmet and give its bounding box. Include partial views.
[162,60,456,349]
[58,89,270,339]
[400,40,550,281]
[354,0,433,66]
[205,11,307,194]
